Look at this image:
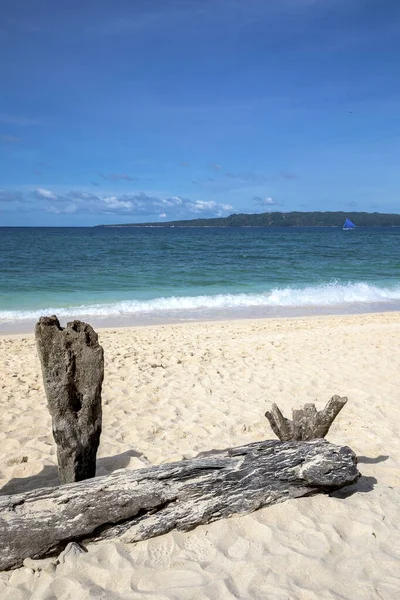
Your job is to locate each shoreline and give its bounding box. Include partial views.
[2,301,400,335]
[2,311,399,346]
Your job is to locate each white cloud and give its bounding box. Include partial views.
[161,196,183,207]
[261,197,275,206]
[253,196,281,212]
[253,196,280,207]
[188,199,233,215]
[190,200,218,212]
[103,196,133,209]
[36,188,57,200]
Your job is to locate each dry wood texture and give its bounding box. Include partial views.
[35,316,104,484]
[265,396,348,441]
[0,438,359,571]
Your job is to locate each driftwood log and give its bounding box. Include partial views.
[265,396,348,441]
[0,438,359,571]
[35,316,104,484]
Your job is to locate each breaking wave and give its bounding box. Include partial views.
[1,281,400,323]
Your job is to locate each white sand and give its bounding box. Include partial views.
[0,313,399,599]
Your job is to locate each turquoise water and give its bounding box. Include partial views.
[1,226,400,329]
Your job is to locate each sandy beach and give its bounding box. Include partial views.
[0,313,399,599]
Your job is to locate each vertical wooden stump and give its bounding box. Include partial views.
[35,316,104,484]
[265,396,348,441]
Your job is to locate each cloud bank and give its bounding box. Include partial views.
[0,188,234,221]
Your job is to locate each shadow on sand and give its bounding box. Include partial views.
[357,454,389,464]
[0,449,149,496]
[329,454,388,499]
[329,475,378,499]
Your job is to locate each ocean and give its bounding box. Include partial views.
[1,226,400,332]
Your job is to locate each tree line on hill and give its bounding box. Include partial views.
[96,211,400,228]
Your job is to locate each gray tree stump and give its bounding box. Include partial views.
[0,438,359,570]
[35,316,104,484]
[265,395,348,441]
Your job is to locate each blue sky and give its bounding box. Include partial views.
[1,0,400,226]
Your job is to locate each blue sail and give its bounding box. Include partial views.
[343,218,356,230]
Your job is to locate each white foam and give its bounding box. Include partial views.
[1,281,400,323]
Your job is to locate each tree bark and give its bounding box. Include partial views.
[0,438,359,571]
[265,396,348,441]
[35,316,104,484]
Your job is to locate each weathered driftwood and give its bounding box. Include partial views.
[265,396,348,441]
[0,438,359,571]
[35,316,104,484]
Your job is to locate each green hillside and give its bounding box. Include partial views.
[96,211,400,228]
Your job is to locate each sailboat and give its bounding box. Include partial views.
[343,218,356,231]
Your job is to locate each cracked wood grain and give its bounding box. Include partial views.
[0,438,359,570]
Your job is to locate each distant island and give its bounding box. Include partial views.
[96,211,400,228]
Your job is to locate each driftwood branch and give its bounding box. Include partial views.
[265,396,348,441]
[0,438,359,571]
[35,316,104,484]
